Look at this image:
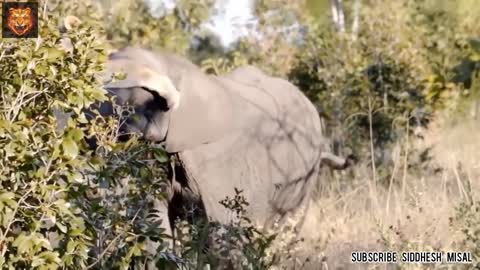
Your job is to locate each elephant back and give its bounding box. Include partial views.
[177,66,326,227]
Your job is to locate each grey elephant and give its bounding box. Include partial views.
[99,47,355,241]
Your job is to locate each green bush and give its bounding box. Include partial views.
[173,188,277,269]
[282,0,479,177]
[451,198,480,269]
[0,4,178,269]
[0,2,281,268]
[288,31,431,173]
[0,10,106,268]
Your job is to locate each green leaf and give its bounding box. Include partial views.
[112,71,127,81]
[67,128,84,141]
[90,88,108,102]
[61,138,79,159]
[0,192,14,201]
[153,149,169,163]
[45,47,65,61]
[12,234,33,255]
[34,167,46,178]
[56,222,68,234]
[39,251,61,264]
[31,256,46,267]
[51,143,61,160]
[125,235,136,242]
[468,38,480,54]
[0,192,17,208]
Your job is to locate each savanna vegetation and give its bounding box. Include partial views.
[0,0,479,269]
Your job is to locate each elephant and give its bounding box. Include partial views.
[99,47,356,238]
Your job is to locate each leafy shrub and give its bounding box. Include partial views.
[0,4,178,269]
[451,199,480,269]
[173,188,277,269]
[6,0,480,268]
[284,0,480,177]
[0,10,107,268]
[0,2,282,269]
[289,35,430,176]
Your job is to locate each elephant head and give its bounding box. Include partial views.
[101,47,244,153]
[102,59,179,143]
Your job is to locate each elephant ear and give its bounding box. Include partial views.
[164,71,243,153]
[103,59,180,110]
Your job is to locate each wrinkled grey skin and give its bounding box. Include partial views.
[56,48,355,260]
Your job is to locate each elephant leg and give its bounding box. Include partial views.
[156,198,175,249]
[265,162,319,229]
[169,155,209,237]
[141,198,176,270]
[265,194,311,234]
[278,196,311,235]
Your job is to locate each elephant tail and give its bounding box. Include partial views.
[319,152,357,170]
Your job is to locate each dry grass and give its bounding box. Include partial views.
[266,113,480,270]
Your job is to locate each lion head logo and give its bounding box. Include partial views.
[7,7,34,36]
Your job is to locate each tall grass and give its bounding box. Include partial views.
[263,112,480,270]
